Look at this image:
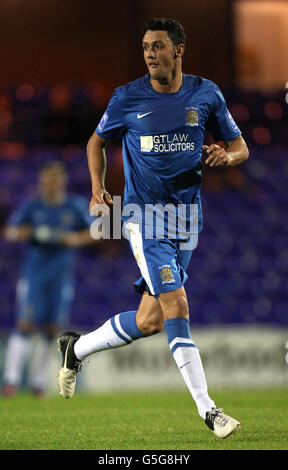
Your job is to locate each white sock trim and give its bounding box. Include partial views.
[114,314,133,343]
[169,336,195,351]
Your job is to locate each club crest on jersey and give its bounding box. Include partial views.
[185,107,199,127]
[159,265,175,284]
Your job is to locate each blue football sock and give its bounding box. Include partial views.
[164,317,196,353]
[117,310,146,341]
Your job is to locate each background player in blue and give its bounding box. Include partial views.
[2,161,93,397]
[58,18,249,438]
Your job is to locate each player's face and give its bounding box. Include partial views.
[39,168,67,197]
[142,30,182,83]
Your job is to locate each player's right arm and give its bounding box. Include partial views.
[4,224,32,242]
[87,132,113,215]
[87,87,126,215]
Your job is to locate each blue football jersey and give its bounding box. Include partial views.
[9,194,91,280]
[96,73,241,214]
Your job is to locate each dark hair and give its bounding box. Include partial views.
[143,18,185,46]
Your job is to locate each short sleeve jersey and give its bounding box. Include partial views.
[9,194,91,278]
[96,73,241,210]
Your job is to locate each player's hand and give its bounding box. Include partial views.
[203,144,231,167]
[89,188,113,216]
[5,224,32,242]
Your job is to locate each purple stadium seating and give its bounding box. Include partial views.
[0,85,287,329]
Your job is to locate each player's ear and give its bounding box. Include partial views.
[174,44,184,58]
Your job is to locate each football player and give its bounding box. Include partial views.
[2,161,93,397]
[58,18,248,438]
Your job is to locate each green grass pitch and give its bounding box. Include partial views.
[0,389,287,450]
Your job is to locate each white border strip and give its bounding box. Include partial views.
[126,222,155,296]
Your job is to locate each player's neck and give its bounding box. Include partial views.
[150,69,183,94]
[41,191,66,205]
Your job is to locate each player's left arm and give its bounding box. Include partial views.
[203,135,249,167]
[60,228,94,248]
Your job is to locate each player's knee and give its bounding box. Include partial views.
[17,319,36,335]
[137,316,164,336]
[159,291,189,320]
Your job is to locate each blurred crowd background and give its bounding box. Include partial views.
[0,0,287,332]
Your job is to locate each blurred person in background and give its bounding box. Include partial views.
[58,18,249,438]
[1,161,93,397]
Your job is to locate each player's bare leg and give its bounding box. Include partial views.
[159,286,241,439]
[136,291,164,335]
[57,292,163,398]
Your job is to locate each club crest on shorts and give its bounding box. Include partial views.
[185,107,199,127]
[159,265,175,284]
